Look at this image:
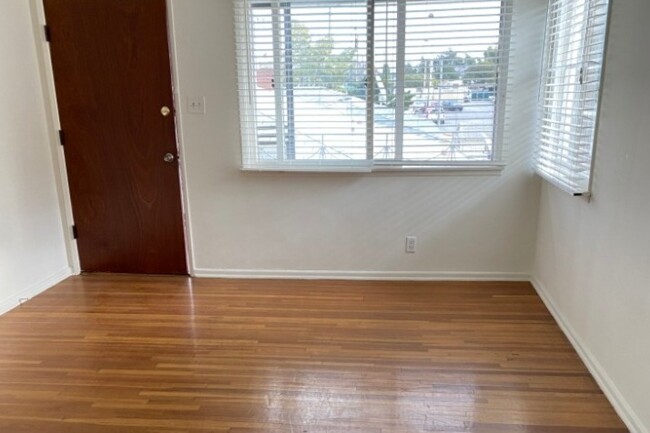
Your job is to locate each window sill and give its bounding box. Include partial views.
[372,163,505,175]
[240,163,505,176]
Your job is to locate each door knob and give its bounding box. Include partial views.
[161,106,171,116]
[163,152,175,163]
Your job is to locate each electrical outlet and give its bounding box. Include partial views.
[187,96,205,114]
[405,236,417,253]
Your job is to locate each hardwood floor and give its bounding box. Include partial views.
[0,275,627,432]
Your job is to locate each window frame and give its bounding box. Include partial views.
[236,0,513,172]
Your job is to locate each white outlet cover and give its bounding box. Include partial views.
[405,236,417,253]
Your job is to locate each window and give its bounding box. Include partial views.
[234,0,512,171]
[536,0,609,195]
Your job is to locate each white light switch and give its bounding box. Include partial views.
[187,96,205,114]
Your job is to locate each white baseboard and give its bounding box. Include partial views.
[192,268,530,281]
[530,277,647,433]
[0,266,72,316]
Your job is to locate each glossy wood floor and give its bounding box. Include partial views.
[0,275,627,433]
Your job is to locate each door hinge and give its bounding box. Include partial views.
[58,130,65,146]
[44,25,51,43]
[72,225,78,239]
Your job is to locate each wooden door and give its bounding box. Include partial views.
[44,0,187,274]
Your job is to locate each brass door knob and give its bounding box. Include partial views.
[161,106,171,116]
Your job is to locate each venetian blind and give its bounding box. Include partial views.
[235,0,512,171]
[537,0,609,195]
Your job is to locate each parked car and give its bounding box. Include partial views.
[442,100,464,111]
[470,87,495,101]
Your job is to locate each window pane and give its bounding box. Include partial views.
[248,7,278,161]
[373,1,399,160]
[401,0,503,162]
[248,2,369,162]
[290,3,369,161]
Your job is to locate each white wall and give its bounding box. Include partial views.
[533,1,650,431]
[0,1,70,315]
[169,0,546,279]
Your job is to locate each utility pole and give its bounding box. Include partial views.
[437,58,444,124]
[424,59,431,106]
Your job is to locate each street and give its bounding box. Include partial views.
[256,88,496,162]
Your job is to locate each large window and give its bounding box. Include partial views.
[536,0,609,195]
[234,0,512,171]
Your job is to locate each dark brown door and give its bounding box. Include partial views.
[44,0,187,274]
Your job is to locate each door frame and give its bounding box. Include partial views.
[28,0,194,275]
